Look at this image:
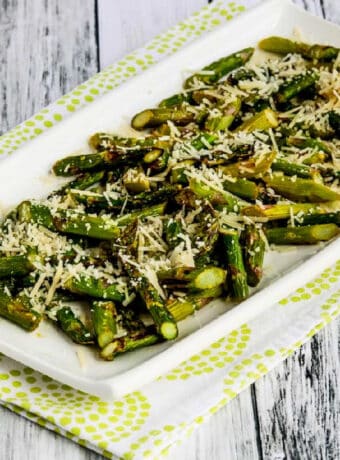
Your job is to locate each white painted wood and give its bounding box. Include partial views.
[172,388,261,460]
[97,0,207,68]
[0,0,98,134]
[294,0,340,22]
[0,407,99,460]
[0,0,339,459]
[254,319,340,460]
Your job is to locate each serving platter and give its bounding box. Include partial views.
[0,0,339,400]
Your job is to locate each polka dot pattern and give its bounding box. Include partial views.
[164,324,251,380]
[279,260,340,305]
[0,1,339,459]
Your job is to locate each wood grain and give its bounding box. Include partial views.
[0,0,98,134]
[97,0,207,68]
[254,319,340,460]
[0,0,339,459]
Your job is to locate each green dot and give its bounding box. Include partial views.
[265,349,276,357]
[301,293,311,300]
[44,121,53,128]
[66,105,76,112]
[164,425,175,432]
[30,387,41,393]
[85,425,96,433]
[0,374,9,380]
[9,370,20,377]
[47,383,58,390]
[60,417,72,426]
[229,371,239,378]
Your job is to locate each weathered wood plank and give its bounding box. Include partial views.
[97,0,207,68]
[254,319,340,460]
[173,388,260,460]
[0,406,100,460]
[0,0,98,134]
[293,0,340,22]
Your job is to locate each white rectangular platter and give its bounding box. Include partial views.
[0,0,339,400]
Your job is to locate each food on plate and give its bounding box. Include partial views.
[0,36,339,360]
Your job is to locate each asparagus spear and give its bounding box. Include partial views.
[236,108,279,132]
[219,151,276,179]
[131,107,196,131]
[159,93,192,108]
[70,185,178,211]
[91,300,118,348]
[189,177,240,211]
[53,210,121,240]
[100,326,160,360]
[167,286,223,322]
[0,254,38,278]
[287,136,331,157]
[241,225,265,287]
[220,228,249,300]
[205,98,241,132]
[271,159,317,179]
[53,170,106,197]
[170,160,195,185]
[158,266,227,291]
[295,211,340,226]
[223,177,259,201]
[164,218,184,249]
[184,47,254,88]
[0,288,41,331]
[88,133,169,152]
[242,202,326,220]
[52,148,146,177]
[120,247,178,340]
[63,274,126,302]
[56,307,94,344]
[286,136,331,165]
[18,201,55,230]
[266,224,339,245]
[114,202,167,227]
[258,36,340,62]
[227,67,257,85]
[264,174,340,202]
[276,72,318,105]
[194,221,220,267]
[137,275,178,340]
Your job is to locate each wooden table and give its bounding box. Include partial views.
[0,1,339,458]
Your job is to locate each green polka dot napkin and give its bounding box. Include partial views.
[0,1,339,459]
